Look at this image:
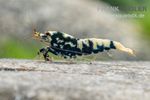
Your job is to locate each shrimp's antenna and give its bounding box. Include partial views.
[32,25,36,34]
[32,25,40,40]
[32,25,36,37]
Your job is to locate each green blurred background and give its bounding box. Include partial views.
[0,0,149,60]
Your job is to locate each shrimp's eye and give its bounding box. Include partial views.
[45,32,50,36]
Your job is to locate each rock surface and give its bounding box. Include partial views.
[0,59,150,100]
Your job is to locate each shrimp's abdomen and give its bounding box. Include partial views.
[77,38,116,54]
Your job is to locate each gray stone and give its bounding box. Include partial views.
[0,59,150,100]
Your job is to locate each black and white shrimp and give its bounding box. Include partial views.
[33,29,135,61]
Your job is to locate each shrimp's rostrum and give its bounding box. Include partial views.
[33,30,135,61]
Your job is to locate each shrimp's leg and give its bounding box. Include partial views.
[38,46,57,61]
